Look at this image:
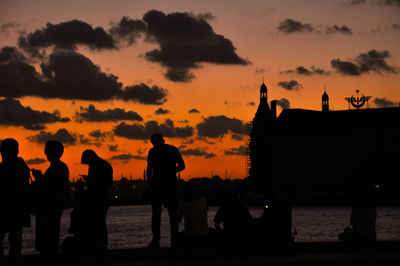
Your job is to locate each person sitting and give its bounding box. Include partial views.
[177,182,209,246]
[213,188,253,241]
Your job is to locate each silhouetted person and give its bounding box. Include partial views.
[31,140,69,265]
[213,188,253,241]
[81,149,113,255]
[177,182,208,246]
[147,133,185,248]
[339,186,377,242]
[0,138,30,266]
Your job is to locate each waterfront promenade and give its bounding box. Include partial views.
[18,240,400,266]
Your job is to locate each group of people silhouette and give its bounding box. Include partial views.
[0,133,378,266]
[0,138,113,265]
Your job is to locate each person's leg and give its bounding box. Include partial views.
[150,199,162,247]
[8,228,22,266]
[96,203,109,253]
[0,231,5,257]
[166,198,179,247]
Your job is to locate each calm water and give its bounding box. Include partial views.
[3,205,400,254]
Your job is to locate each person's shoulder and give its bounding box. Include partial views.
[165,144,179,152]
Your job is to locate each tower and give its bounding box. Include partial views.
[248,81,277,194]
[322,90,329,112]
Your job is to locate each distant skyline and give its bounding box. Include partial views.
[0,0,399,180]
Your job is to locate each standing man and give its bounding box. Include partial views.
[81,149,113,255]
[0,138,30,266]
[147,133,185,248]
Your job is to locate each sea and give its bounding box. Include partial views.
[2,205,400,254]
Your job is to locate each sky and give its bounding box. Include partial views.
[0,0,399,180]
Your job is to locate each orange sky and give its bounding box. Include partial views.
[0,0,399,180]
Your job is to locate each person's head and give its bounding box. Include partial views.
[45,140,64,162]
[150,133,165,147]
[0,138,19,161]
[81,149,98,164]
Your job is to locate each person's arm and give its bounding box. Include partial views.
[146,150,153,185]
[176,150,185,173]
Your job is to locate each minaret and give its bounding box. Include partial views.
[322,88,329,112]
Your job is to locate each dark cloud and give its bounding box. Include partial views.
[374,97,397,108]
[224,145,246,156]
[26,158,47,165]
[281,66,330,76]
[109,16,146,45]
[75,105,142,122]
[154,107,170,115]
[109,153,135,162]
[0,22,21,36]
[231,134,244,140]
[0,49,168,104]
[326,25,352,35]
[114,119,194,140]
[382,0,400,6]
[276,98,291,109]
[27,128,76,145]
[346,0,367,5]
[122,83,168,105]
[331,49,398,76]
[108,144,119,152]
[196,115,247,138]
[88,130,112,141]
[277,80,302,91]
[18,20,116,57]
[0,98,70,130]
[109,153,146,162]
[180,148,216,159]
[393,24,400,30]
[188,108,200,114]
[196,12,216,21]
[143,10,250,82]
[39,51,122,100]
[277,19,314,34]
[247,102,255,106]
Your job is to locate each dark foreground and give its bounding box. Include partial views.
[19,241,400,266]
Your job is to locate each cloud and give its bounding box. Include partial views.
[108,144,119,152]
[142,10,250,82]
[109,16,147,45]
[75,105,142,122]
[346,0,367,5]
[382,0,400,6]
[231,134,244,140]
[331,49,398,76]
[247,102,255,106]
[276,98,291,109]
[154,107,170,115]
[26,158,47,165]
[393,24,400,30]
[89,130,112,141]
[224,145,246,156]
[374,97,397,108]
[27,128,76,145]
[18,20,116,57]
[255,68,266,74]
[0,21,21,36]
[277,80,302,91]
[114,119,194,140]
[180,148,216,159]
[196,115,247,138]
[326,25,352,35]
[0,48,168,104]
[0,98,70,130]
[281,66,330,76]
[122,83,168,105]
[277,19,314,34]
[109,153,147,162]
[188,108,200,114]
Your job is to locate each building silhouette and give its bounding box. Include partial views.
[249,82,400,203]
